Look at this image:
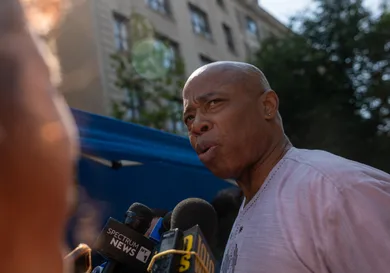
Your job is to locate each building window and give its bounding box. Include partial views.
[189,4,211,39]
[199,54,215,66]
[131,37,180,79]
[216,0,224,7]
[246,16,258,37]
[146,0,171,15]
[222,23,235,53]
[154,35,179,70]
[113,13,129,51]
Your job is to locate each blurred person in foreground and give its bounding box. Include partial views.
[0,1,79,273]
[182,61,390,273]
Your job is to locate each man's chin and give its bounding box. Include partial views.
[207,166,236,180]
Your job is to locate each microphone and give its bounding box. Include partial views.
[149,198,218,273]
[94,202,156,273]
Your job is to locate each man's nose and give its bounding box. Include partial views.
[191,113,213,135]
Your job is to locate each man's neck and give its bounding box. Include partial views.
[237,136,292,205]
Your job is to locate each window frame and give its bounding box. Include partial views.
[222,23,235,53]
[112,13,129,52]
[188,3,212,39]
[146,0,171,16]
[245,15,258,37]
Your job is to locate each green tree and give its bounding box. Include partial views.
[251,0,390,171]
[111,12,186,135]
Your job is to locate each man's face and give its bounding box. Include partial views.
[183,70,270,179]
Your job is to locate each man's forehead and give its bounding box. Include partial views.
[183,71,239,99]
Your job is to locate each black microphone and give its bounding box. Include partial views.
[94,202,156,273]
[150,198,218,273]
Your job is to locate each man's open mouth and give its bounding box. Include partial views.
[202,147,211,154]
[196,142,218,157]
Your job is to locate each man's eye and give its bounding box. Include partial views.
[184,115,194,123]
[209,99,222,107]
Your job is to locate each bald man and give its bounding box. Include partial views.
[182,61,390,273]
[0,1,78,273]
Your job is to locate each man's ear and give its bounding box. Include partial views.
[262,90,279,120]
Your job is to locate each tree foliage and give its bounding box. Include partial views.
[251,0,390,171]
[111,12,186,135]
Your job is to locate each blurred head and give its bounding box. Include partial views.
[22,0,71,86]
[72,188,103,247]
[182,61,283,179]
[22,0,70,35]
[23,0,79,191]
[212,187,243,219]
[211,187,243,259]
[22,0,79,266]
[0,1,78,273]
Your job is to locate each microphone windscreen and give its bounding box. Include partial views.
[126,202,154,234]
[128,202,154,221]
[170,198,217,244]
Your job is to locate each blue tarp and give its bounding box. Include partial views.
[72,109,234,229]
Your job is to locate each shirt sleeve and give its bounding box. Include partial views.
[324,179,390,273]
